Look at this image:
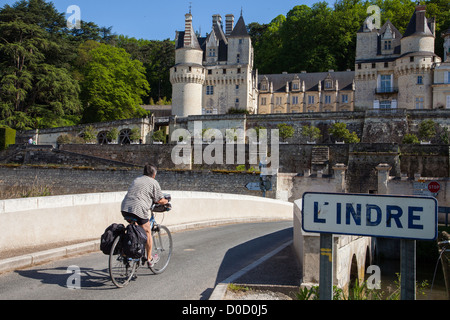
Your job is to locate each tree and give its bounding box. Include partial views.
[277,123,295,142]
[78,42,150,123]
[0,0,81,130]
[418,119,436,141]
[302,125,322,142]
[329,122,360,143]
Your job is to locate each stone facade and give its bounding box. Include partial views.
[170,5,449,116]
[257,71,355,114]
[355,4,450,111]
[170,12,258,116]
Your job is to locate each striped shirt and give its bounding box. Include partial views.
[121,175,164,219]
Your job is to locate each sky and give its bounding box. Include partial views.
[2,0,336,40]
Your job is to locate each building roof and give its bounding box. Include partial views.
[258,71,355,92]
[229,15,250,38]
[403,6,434,38]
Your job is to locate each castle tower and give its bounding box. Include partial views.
[395,4,437,109]
[170,13,205,117]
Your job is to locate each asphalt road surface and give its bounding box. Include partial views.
[0,221,292,300]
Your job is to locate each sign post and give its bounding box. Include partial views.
[319,233,333,300]
[302,192,438,300]
[400,239,416,300]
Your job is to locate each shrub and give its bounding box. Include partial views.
[402,134,420,144]
[0,126,16,150]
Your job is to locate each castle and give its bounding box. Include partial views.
[171,5,450,115]
[170,12,258,116]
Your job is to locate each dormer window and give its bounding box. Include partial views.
[325,80,333,89]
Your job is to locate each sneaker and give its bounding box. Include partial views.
[148,254,160,268]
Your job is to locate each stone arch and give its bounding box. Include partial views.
[349,254,359,289]
[119,128,132,144]
[97,131,111,145]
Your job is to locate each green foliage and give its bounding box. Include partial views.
[402,133,420,144]
[301,125,322,142]
[277,123,295,141]
[152,129,166,143]
[248,0,450,73]
[81,125,96,142]
[0,0,172,130]
[78,42,150,123]
[0,125,16,150]
[0,0,81,130]
[329,122,360,143]
[418,119,437,141]
[227,108,250,114]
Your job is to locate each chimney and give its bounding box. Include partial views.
[212,14,222,29]
[184,13,193,47]
[415,5,426,33]
[225,14,234,36]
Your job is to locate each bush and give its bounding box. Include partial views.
[0,126,16,150]
[402,134,420,144]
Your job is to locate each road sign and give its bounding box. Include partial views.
[428,181,440,193]
[302,192,438,241]
[245,182,260,191]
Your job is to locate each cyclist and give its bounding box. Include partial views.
[121,163,168,267]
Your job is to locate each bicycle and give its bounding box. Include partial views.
[109,198,173,288]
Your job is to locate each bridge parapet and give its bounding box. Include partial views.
[293,199,373,294]
[0,191,293,254]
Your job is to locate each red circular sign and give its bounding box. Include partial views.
[428,181,440,193]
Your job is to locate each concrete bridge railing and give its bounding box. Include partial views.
[0,191,293,253]
[293,199,373,293]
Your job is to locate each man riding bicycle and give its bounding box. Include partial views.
[121,164,168,267]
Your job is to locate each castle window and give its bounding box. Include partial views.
[261,97,267,105]
[325,95,331,104]
[237,68,241,74]
[342,94,349,103]
[208,70,212,75]
[292,96,299,105]
[206,86,214,95]
[235,98,240,107]
[308,95,315,104]
[410,56,414,62]
[276,97,283,105]
[237,54,240,63]
[188,67,192,72]
[384,62,389,68]
[415,97,424,109]
[372,63,376,68]
[209,48,216,57]
[358,64,361,69]
[383,40,391,50]
[236,85,239,90]
[380,100,391,109]
[223,69,226,74]
[325,80,332,89]
[417,76,423,85]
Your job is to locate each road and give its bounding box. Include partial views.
[0,221,292,300]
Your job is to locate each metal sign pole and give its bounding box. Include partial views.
[319,233,333,300]
[400,239,416,300]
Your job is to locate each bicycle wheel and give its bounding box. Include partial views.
[109,234,137,288]
[149,225,173,274]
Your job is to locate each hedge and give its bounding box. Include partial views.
[0,126,16,150]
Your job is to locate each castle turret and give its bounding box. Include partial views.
[170,13,205,117]
[443,27,450,62]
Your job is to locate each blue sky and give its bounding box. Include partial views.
[2,0,336,40]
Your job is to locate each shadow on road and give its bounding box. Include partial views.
[200,226,299,299]
[16,266,113,290]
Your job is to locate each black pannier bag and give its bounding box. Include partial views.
[152,203,172,213]
[100,223,125,255]
[122,224,148,259]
